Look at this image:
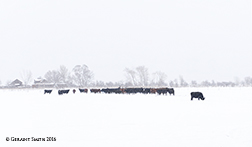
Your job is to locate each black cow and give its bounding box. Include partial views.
[58,89,70,95]
[58,90,63,95]
[191,92,205,100]
[156,88,168,95]
[124,88,144,94]
[44,89,52,94]
[155,88,174,95]
[143,88,151,94]
[90,89,101,94]
[167,88,175,95]
[79,88,88,93]
[101,87,122,94]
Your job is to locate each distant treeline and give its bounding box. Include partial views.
[2,64,252,88]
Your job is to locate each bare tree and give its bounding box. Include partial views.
[106,81,114,87]
[124,68,138,86]
[94,80,105,87]
[190,80,198,87]
[151,71,167,86]
[124,66,149,86]
[59,65,70,84]
[200,80,211,87]
[6,80,11,86]
[234,77,241,86]
[136,66,149,86]
[244,77,252,86]
[169,79,178,87]
[72,64,94,86]
[179,76,188,87]
[20,70,33,86]
[44,70,61,84]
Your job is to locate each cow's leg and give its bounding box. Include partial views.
[191,97,193,100]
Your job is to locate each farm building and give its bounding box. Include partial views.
[32,78,54,88]
[32,78,67,88]
[9,79,23,88]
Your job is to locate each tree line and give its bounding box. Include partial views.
[3,64,252,88]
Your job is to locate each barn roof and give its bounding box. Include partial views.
[9,79,23,87]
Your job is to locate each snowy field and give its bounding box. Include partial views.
[1,87,252,147]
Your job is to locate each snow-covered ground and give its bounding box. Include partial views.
[1,87,252,147]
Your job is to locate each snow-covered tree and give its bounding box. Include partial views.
[59,65,70,84]
[190,80,198,87]
[44,70,61,84]
[179,76,188,87]
[151,71,167,86]
[124,66,149,86]
[20,70,33,86]
[124,68,138,86]
[136,66,149,86]
[72,64,93,86]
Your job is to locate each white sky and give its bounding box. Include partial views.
[0,0,251,84]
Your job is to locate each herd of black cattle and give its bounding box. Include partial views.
[44,87,205,100]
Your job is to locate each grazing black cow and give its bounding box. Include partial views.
[44,89,52,94]
[58,90,63,95]
[90,89,101,94]
[124,88,144,94]
[191,92,205,100]
[101,87,122,94]
[143,88,151,94]
[150,88,157,94]
[155,88,174,95]
[58,89,70,95]
[156,88,168,95]
[167,88,175,95]
[79,88,88,93]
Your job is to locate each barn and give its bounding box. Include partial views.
[32,78,54,88]
[9,79,23,88]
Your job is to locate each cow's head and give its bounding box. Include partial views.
[201,97,205,100]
